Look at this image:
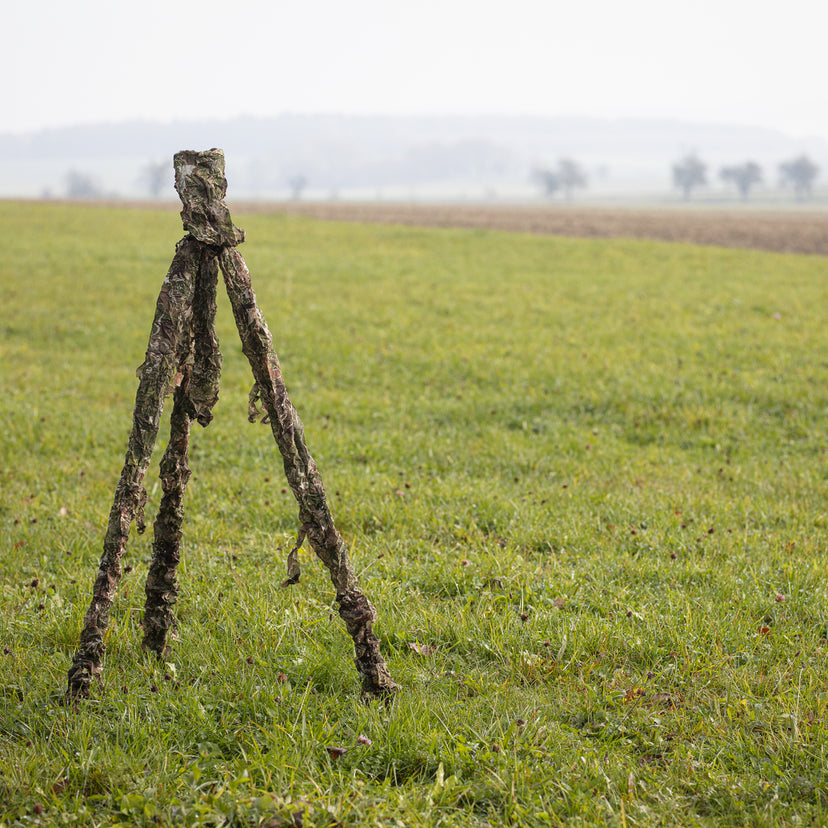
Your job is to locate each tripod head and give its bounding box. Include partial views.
[174,148,245,247]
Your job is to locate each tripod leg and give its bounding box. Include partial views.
[190,250,222,427]
[66,237,200,699]
[218,246,399,699]
[142,368,193,655]
[142,250,220,654]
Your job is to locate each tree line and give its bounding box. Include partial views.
[534,153,821,202]
[671,153,819,201]
[62,153,821,203]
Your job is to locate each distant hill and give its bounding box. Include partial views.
[2,114,827,201]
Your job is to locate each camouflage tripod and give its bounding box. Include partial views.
[66,149,398,700]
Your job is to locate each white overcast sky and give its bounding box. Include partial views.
[4,0,828,138]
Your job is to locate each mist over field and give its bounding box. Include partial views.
[2,113,827,203]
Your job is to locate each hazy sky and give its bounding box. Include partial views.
[5,0,828,138]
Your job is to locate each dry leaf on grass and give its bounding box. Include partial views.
[407,642,437,657]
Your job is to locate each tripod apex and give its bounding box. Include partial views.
[174,149,245,247]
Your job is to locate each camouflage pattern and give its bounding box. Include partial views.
[67,237,199,696]
[173,149,245,247]
[220,245,398,697]
[189,249,222,426]
[67,149,397,700]
[141,370,193,655]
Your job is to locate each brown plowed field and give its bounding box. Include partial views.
[233,202,828,256]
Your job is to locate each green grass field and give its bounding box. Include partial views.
[1,202,827,826]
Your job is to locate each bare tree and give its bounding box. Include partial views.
[779,155,820,201]
[140,160,171,199]
[288,174,308,201]
[533,159,587,200]
[533,168,560,198]
[719,162,763,201]
[672,153,707,201]
[557,158,588,201]
[65,170,101,199]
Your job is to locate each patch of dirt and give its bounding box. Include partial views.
[232,202,828,256]
[36,198,828,256]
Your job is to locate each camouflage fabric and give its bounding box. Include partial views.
[67,149,397,701]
